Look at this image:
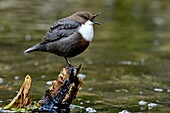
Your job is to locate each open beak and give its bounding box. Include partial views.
[93,21,101,25]
[91,12,101,25]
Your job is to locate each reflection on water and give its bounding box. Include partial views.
[0,0,170,112]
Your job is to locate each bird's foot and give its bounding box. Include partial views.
[67,62,72,67]
[64,57,73,67]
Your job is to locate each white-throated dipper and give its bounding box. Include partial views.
[24,11,100,66]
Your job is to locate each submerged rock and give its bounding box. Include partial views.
[69,104,84,109]
[167,89,170,92]
[77,73,86,80]
[14,76,20,80]
[25,35,32,41]
[0,78,3,84]
[85,100,90,103]
[115,89,128,93]
[119,110,131,113]
[154,88,163,92]
[88,88,93,91]
[41,75,46,79]
[139,91,144,95]
[148,103,157,109]
[138,100,147,105]
[46,81,52,85]
[119,61,138,66]
[86,107,97,113]
[140,107,146,111]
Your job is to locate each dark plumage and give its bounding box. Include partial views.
[24,11,100,66]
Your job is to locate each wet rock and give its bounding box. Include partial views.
[0,78,3,84]
[46,81,52,85]
[94,100,103,104]
[148,103,157,109]
[76,98,81,101]
[85,100,90,103]
[88,88,93,91]
[87,61,93,65]
[167,89,170,92]
[119,61,138,66]
[139,91,144,95]
[154,88,163,92]
[0,109,12,113]
[69,104,84,109]
[115,89,128,93]
[140,107,146,111]
[77,73,86,80]
[138,100,147,105]
[153,17,164,26]
[86,107,97,113]
[7,99,12,102]
[80,102,84,105]
[25,35,32,41]
[14,76,20,80]
[119,110,131,113]
[41,75,46,79]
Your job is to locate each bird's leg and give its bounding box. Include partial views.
[64,57,72,67]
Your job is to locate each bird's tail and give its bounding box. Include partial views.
[24,43,45,54]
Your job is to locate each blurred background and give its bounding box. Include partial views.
[0,0,170,112]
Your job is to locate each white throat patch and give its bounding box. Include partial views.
[78,20,94,42]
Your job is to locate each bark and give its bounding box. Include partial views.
[4,75,32,109]
[4,64,83,113]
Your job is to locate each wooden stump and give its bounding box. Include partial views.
[4,64,83,113]
[39,64,83,112]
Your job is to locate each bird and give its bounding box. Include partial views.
[24,11,100,66]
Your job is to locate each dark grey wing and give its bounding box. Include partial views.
[41,19,81,43]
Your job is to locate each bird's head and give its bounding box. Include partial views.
[69,11,101,25]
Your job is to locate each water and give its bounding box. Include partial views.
[0,0,170,112]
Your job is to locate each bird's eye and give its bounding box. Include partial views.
[79,15,89,20]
